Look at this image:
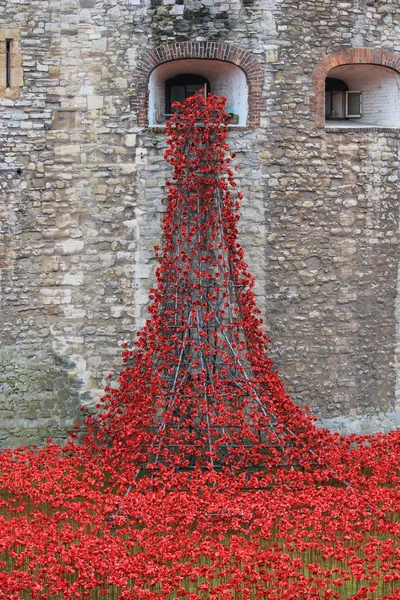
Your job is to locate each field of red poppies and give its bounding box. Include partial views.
[0,433,399,599]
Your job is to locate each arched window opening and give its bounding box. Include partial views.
[148,59,248,127]
[324,64,400,128]
[165,74,211,116]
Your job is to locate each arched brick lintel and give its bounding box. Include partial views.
[313,47,400,128]
[132,41,264,128]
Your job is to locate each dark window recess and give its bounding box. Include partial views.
[165,74,211,115]
[5,39,12,89]
[325,78,349,119]
[325,77,362,120]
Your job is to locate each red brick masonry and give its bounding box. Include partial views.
[313,47,400,128]
[131,41,263,128]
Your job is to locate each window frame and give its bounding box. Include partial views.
[345,91,363,118]
[165,74,211,116]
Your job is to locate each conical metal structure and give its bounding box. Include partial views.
[88,94,323,477]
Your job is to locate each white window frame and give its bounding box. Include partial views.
[345,91,363,118]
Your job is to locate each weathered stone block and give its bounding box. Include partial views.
[87,95,104,110]
[55,240,85,255]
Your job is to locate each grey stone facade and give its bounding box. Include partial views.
[0,0,399,447]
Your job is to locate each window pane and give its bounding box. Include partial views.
[347,92,361,116]
[332,91,344,118]
[186,84,203,98]
[170,86,186,112]
[6,40,12,89]
[325,92,332,117]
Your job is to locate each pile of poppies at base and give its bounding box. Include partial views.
[0,94,399,600]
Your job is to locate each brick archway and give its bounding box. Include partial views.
[313,48,400,128]
[131,42,263,128]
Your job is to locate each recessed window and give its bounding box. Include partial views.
[0,30,23,99]
[325,78,362,120]
[325,65,400,128]
[148,59,248,127]
[165,74,210,117]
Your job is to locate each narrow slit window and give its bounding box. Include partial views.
[5,39,12,89]
[0,30,23,98]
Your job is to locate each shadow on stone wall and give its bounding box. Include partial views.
[0,348,83,448]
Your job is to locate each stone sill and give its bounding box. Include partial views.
[325,126,400,134]
[147,125,248,133]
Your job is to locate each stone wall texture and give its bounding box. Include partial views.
[0,0,400,446]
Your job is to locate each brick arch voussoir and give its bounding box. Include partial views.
[132,41,263,128]
[313,48,400,128]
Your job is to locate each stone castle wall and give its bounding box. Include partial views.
[0,0,399,446]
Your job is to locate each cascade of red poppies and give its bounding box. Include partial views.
[83,93,331,477]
